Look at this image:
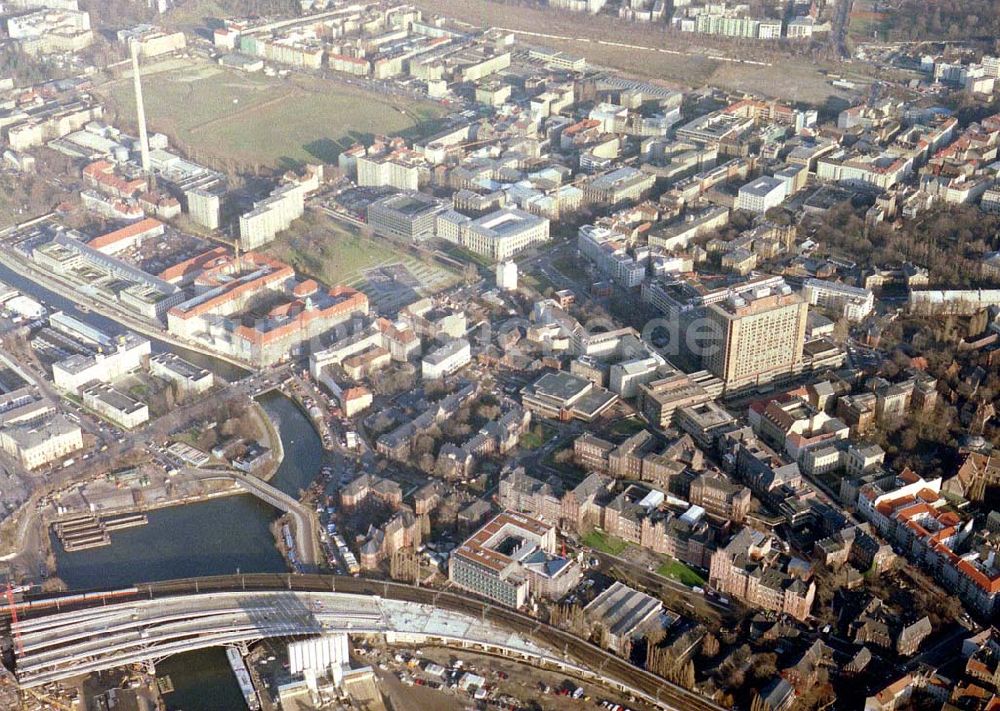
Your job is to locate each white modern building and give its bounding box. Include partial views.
[421,338,472,379]
[803,279,875,322]
[149,352,214,395]
[496,260,518,291]
[52,333,151,392]
[736,176,787,214]
[82,382,149,429]
[462,209,550,261]
[609,357,662,398]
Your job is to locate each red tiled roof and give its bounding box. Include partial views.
[88,217,163,251]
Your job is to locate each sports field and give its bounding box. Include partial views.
[99,58,446,168]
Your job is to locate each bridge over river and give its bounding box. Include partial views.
[5,574,724,711]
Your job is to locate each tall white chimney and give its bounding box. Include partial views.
[130,39,151,174]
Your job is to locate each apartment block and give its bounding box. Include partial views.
[803,279,875,322]
[239,180,310,249]
[709,528,815,621]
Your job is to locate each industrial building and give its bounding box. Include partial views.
[52,333,151,392]
[583,582,664,654]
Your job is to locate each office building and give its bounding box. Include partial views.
[609,357,662,398]
[149,353,214,395]
[421,338,472,379]
[462,209,550,261]
[357,149,428,191]
[116,25,186,57]
[583,167,655,206]
[496,260,518,290]
[736,176,787,214]
[521,371,618,422]
[52,333,151,392]
[367,191,446,241]
[449,512,581,608]
[0,401,82,470]
[803,279,875,322]
[639,370,714,428]
[82,383,149,429]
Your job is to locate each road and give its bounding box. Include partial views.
[0,367,290,568]
[831,0,855,58]
[225,468,321,570]
[0,246,254,371]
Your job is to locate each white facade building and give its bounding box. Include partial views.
[421,338,472,379]
[803,279,875,322]
[736,176,787,214]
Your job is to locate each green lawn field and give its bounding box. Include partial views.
[100,58,446,168]
[582,530,629,556]
[267,222,410,286]
[658,560,707,587]
[265,214,458,292]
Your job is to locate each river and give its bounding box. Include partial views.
[157,648,249,711]
[50,392,324,588]
[0,258,327,709]
[0,258,247,381]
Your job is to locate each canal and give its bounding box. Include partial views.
[0,258,247,381]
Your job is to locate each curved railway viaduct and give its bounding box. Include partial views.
[4,574,724,711]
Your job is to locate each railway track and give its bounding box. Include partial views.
[9,574,724,711]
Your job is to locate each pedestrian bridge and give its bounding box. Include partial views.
[196,469,320,569]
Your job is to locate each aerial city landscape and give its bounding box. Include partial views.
[0,0,999,709]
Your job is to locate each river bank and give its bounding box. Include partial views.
[48,392,325,590]
[0,238,327,584]
[0,233,254,372]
